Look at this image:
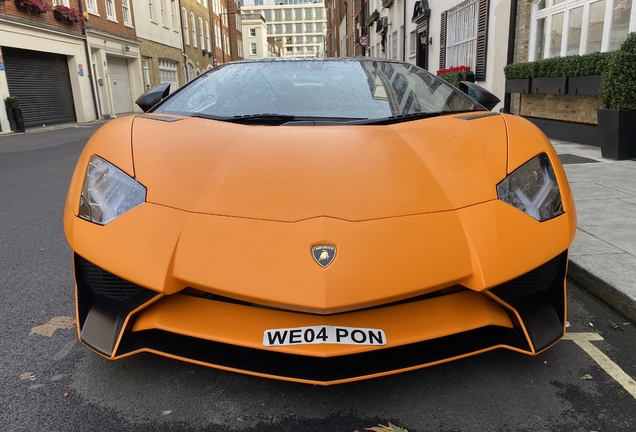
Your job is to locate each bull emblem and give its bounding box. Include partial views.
[312,245,336,268]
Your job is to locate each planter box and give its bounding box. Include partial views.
[532,77,568,94]
[505,78,531,94]
[597,109,636,160]
[5,107,25,133]
[567,75,602,95]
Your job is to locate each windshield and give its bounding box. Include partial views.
[153,60,484,121]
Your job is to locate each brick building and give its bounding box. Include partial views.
[133,0,185,95]
[0,0,98,131]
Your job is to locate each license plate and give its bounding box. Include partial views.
[263,325,386,347]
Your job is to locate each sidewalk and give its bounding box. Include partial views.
[551,140,636,323]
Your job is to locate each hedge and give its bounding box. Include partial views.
[503,51,614,79]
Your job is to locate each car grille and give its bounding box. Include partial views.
[78,258,147,302]
[498,254,563,298]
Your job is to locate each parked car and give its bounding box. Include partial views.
[64,58,576,385]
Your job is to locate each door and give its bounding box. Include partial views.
[107,56,133,114]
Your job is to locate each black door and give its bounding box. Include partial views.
[3,47,77,127]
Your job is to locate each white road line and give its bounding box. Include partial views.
[563,332,636,399]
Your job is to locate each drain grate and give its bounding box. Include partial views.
[558,154,600,165]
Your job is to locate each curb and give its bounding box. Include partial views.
[568,260,636,323]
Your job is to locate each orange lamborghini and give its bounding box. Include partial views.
[64,59,576,385]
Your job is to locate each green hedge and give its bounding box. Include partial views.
[601,33,636,109]
[504,51,613,79]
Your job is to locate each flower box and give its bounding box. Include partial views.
[567,75,602,95]
[505,78,531,94]
[532,77,568,94]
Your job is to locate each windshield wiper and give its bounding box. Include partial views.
[190,113,296,125]
[190,113,368,125]
[352,110,486,125]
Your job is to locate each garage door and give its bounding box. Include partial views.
[107,56,133,114]
[2,47,76,127]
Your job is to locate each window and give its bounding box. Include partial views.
[296,23,303,32]
[238,40,243,58]
[182,8,189,44]
[315,8,323,19]
[315,22,322,31]
[306,46,314,52]
[409,30,417,56]
[199,17,205,49]
[296,35,303,43]
[53,0,69,6]
[296,46,303,53]
[295,9,302,20]
[86,0,98,14]
[264,10,272,21]
[305,9,312,19]
[122,0,131,25]
[286,47,293,52]
[250,28,256,37]
[440,0,489,80]
[305,22,312,32]
[445,0,478,70]
[160,0,166,25]
[148,0,154,21]
[285,9,292,20]
[191,13,197,47]
[251,43,257,55]
[305,35,313,43]
[391,30,398,60]
[106,0,116,20]
[206,21,211,51]
[171,0,177,30]
[274,10,282,21]
[204,0,208,8]
[530,0,634,60]
[276,24,283,34]
[267,24,273,33]
[285,23,293,33]
[216,26,221,48]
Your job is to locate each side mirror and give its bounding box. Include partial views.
[135,83,171,112]
[459,81,500,111]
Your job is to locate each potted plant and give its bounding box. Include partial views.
[15,0,52,14]
[53,5,85,29]
[4,96,25,133]
[437,66,475,88]
[504,62,532,93]
[598,33,636,160]
[366,9,380,26]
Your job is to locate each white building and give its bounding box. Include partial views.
[365,0,509,111]
[242,13,270,58]
[241,0,327,58]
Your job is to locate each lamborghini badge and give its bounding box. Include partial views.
[312,245,336,268]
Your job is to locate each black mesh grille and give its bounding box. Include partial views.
[79,258,146,301]
[498,255,563,298]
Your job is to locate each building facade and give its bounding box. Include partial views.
[181,0,214,79]
[510,0,636,137]
[0,0,98,131]
[240,0,327,58]
[132,0,185,94]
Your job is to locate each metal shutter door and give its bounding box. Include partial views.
[107,56,133,114]
[2,47,77,127]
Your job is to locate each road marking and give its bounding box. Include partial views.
[563,332,636,399]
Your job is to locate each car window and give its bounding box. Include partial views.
[154,60,483,121]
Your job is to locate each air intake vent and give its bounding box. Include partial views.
[78,258,146,301]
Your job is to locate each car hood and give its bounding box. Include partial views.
[131,113,507,221]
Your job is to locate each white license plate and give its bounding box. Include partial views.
[263,325,386,347]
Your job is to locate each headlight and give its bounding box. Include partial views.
[78,155,146,225]
[496,153,563,222]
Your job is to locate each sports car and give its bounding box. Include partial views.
[64,58,576,385]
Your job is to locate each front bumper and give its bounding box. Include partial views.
[74,250,568,385]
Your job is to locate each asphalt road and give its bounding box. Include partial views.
[1,124,635,432]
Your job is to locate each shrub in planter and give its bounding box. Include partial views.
[4,96,25,133]
[598,32,636,160]
[437,66,474,89]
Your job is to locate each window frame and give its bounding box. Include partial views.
[182,7,190,45]
[529,0,636,60]
[105,0,117,21]
[122,0,132,26]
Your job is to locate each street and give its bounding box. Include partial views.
[1,124,635,432]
